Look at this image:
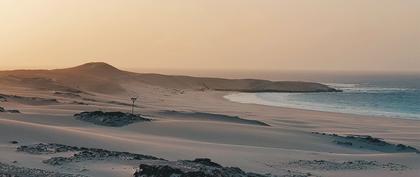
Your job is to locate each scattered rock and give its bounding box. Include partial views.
[74,111,151,127]
[17,143,76,155]
[0,174,17,177]
[134,159,273,177]
[0,162,85,177]
[312,132,419,153]
[17,143,160,166]
[0,107,5,112]
[288,160,408,171]
[17,143,319,177]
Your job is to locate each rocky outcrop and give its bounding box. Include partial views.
[18,143,308,177]
[0,162,85,177]
[312,132,419,153]
[188,158,223,168]
[288,160,408,171]
[18,143,161,167]
[74,111,151,127]
[0,174,17,177]
[17,143,78,155]
[133,158,271,177]
[17,143,160,166]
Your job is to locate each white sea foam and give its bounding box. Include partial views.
[224,91,420,120]
[325,83,415,93]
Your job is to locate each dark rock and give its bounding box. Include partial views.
[74,111,151,127]
[134,158,273,177]
[0,162,85,177]
[0,95,6,102]
[396,144,418,151]
[314,132,420,153]
[333,140,353,146]
[17,143,310,177]
[135,164,185,177]
[190,158,223,168]
[288,160,408,171]
[9,141,18,144]
[0,174,17,177]
[17,143,160,166]
[6,110,20,114]
[0,107,20,113]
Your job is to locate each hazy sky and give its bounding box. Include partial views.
[1,0,420,72]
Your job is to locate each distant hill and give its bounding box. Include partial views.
[0,62,339,94]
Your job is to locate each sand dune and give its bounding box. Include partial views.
[0,63,419,177]
[0,62,338,94]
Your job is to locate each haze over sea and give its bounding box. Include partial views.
[222,71,420,120]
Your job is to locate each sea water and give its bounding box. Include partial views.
[224,76,420,119]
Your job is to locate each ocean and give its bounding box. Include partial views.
[224,73,420,120]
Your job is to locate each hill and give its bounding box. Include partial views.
[0,62,339,94]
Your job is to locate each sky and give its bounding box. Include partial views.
[1,0,420,72]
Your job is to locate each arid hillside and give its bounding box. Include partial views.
[0,62,339,94]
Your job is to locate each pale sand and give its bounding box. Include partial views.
[1,64,420,177]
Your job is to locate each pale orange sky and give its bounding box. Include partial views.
[1,0,419,72]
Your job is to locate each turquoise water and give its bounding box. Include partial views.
[225,83,420,119]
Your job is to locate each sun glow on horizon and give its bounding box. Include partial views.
[1,0,420,72]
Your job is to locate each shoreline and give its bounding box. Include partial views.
[222,92,420,121]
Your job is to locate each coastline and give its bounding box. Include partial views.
[209,90,420,147]
[1,67,420,177]
[218,91,420,123]
[223,91,420,121]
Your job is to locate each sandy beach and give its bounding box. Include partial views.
[3,1,420,175]
[1,64,420,177]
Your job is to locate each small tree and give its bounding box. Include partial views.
[130,97,138,114]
